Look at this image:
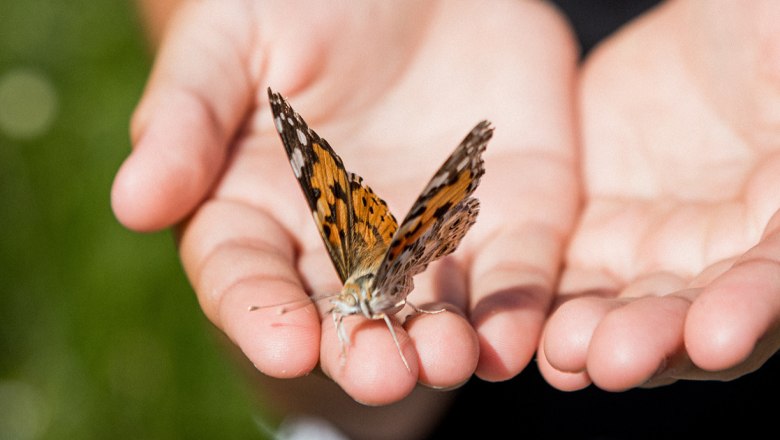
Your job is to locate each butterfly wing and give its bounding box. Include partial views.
[373,121,493,304]
[268,88,397,282]
[347,172,399,271]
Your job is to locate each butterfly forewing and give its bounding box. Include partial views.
[268,88,397,283]
[373,121,493,300]
[268,90,352,281]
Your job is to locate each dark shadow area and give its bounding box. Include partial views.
[433,353,779,438]
[550,0,663,56]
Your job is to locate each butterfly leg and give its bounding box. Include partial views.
[406,301,447,315]
[403,301,448,328]
[333,312,350,366]
[381,314,411,373]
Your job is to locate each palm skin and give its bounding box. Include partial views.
[539,0,780,391]
[112,0,579,405]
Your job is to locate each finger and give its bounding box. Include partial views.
[401,259,480,389]
[537,331,592,391]
[543,295,622,376]
[469,224,561,381]
[406,309,479,389]
[686,231,780,372]
[179,199,321,377]
[320,315,418,406]
[297,246,420,404]
[315,264,479,403]
[112,2,253,231]
[542,268,692,390]
[295,240,420,404]
[587,294,692,391]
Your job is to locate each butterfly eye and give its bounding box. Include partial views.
[340,285,359,307]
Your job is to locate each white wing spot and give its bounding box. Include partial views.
[274,116,284,133]
[296,128,308,145]
[290,147,305,178]
[423,172,449,193]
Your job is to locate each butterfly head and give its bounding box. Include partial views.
[329,273,411,372]
[333,273,405,320]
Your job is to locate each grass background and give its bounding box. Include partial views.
[0,1,265,438]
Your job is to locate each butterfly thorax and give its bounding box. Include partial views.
[333,271,406,320]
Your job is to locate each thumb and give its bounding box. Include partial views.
[111,2,253,231]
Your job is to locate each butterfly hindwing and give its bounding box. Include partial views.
[347,172,399,271]
[374,121,493,300]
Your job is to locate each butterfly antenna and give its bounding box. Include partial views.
[248,292,338,315]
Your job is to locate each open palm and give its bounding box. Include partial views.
[112,0,579,404]
[540,1,780,391]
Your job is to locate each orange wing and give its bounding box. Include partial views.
[347,172,398,273]
[268,88,397,282]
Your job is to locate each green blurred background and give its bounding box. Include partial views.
[0,1,266,438]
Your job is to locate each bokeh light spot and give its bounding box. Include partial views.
[0,380,50,440]
[0,68,58,140]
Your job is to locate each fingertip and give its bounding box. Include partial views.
[321,317,417,405]
[223,286,321,378]
[587,326,656,392]
[537,346,592,391]
[686,259,780,371]
[243,316,321,378]
[472,309,535,381]
[111,151,181,231]
[539,369,592,392]
[587,296,688,391]
[470,286,550,382]
[112,100,226,231]
[543,296,619,373]
[407,311,479,388]
[685,288,757,371]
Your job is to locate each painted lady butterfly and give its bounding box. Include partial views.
[262,88,492,371]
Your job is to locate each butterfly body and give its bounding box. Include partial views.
[267,88,492,371]
[339,271,400,314]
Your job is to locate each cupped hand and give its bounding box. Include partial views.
[539,0,780,391]
[112,0,579,404]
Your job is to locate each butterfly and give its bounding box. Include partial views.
[262,87,492,371]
